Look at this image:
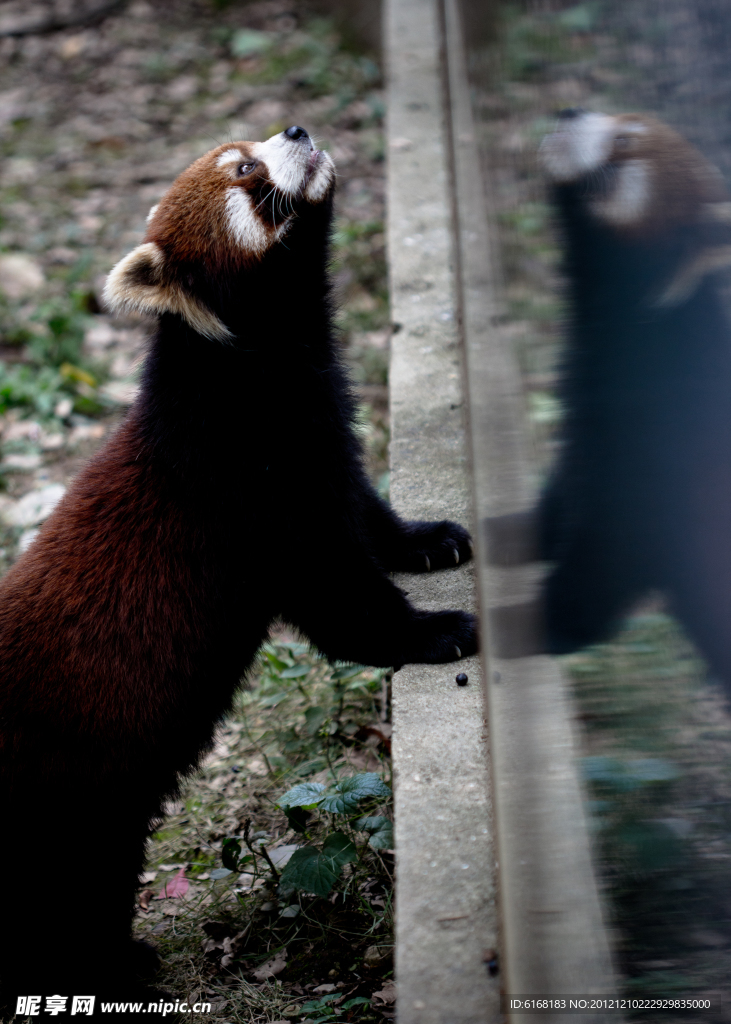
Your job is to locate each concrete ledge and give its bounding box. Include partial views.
[385,1,498,1021]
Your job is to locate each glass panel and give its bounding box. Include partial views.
[458,1,731,1015]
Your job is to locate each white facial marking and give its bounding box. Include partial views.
[146,203,159,224]
[540,112,618,182]
[216,148,244,168]
[225,187,271,254]
[591,159,650,226]
[255,133,313,196]
[222,132,335,255]
[305,150,336,202]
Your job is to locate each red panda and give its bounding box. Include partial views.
[538,109,731,681]
[0,126,477,1015]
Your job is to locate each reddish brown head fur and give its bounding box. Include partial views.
[104,131,335,340]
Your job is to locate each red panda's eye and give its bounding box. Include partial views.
[238,162,256,176]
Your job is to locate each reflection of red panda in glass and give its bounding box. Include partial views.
[0,126,476,1012]
[539,110,731,677]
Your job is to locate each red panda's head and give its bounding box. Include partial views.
[104,126,335,342]
[539,110,728,235]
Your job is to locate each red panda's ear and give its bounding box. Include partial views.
[103,242,233,343]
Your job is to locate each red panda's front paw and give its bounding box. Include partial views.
[395,610,479,667]
[393,520,474,573]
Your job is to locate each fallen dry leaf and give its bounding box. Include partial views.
[138,888,155,912]
[156,866,189,899]
[372,981,397,1005]
[252,950,287,981]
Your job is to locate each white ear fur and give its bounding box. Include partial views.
[103,242,233,343]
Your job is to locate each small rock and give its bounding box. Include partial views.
[3,484,66,527]
[67,423,106,445]
[363,945,390,967]
[40,433,64,451]
[54,398,73,419]
[3,453,42,471]
[0,253,44,299]
[312,984,337,995]
[18,528,39,554]
[246,99,286,125]
[101,380,140,406]
[3,420,41,443]
[85,322,119,350]
[165,76,199,103]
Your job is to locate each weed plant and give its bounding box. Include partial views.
[133,638,394,1024]
[0,259,109,422]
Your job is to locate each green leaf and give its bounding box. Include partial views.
[263,650,290,672]
[330,663,367,681]
[230,28,272,57]
[277,782,326,810]
[322,831,357,866]
[301,996,340,1011]
[259,690,289,707]
[557,2,598,31]
[278,832,356,897]
[626,758,679,783]
[615,821,683,874]
[279,847,338,897]
[319,773,391,814]
[221,838,242,870]
[342,997,371,1010]
[281,664,311,679]
[355,816,394,850]
[304,706,328,735]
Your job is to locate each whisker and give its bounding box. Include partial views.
[255,186,277,212]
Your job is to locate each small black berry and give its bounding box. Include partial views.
[456,673,468,686]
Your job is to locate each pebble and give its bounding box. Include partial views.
[3,484,66,528]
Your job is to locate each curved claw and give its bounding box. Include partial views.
[424,555,431,571]
[452,547,460,565]
[454,645,462,659]
[467,538,474,556]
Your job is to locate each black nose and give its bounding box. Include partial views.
[557,107,584,120]
[284,125,309,140]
